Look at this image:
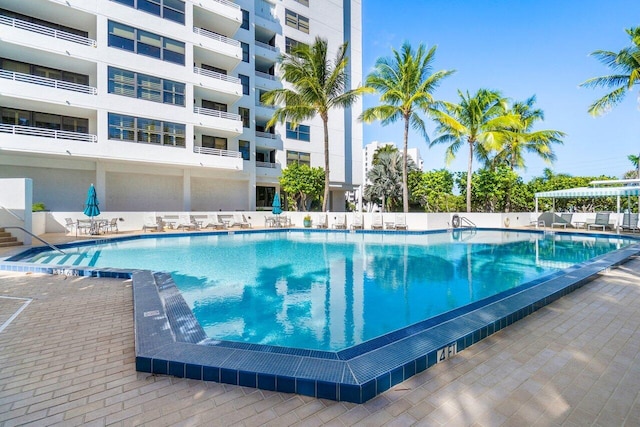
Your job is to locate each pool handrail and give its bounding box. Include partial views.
[2,226,65,254]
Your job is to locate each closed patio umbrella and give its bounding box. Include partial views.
[83,184,101,234]
[272,192,282,215]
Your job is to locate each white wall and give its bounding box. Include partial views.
[0,178,33,244]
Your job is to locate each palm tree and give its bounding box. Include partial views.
[430,89,519,212]
[360,42,454,213]
[580,26,640,115]
[364,151,416,212]
[372,144,398,166]
[489,96,565,170]
[262,37,366,212]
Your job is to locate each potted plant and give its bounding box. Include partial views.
[303,214,312,228]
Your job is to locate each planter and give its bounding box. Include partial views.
[303,219,312,228]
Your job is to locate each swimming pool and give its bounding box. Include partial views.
[4,228,640,402]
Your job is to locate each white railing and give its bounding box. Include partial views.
[193,27,240,47]
[193,67,241,84]
[256,131,276,139]
[211,0,240,9]
[255,71,276,81]
[0,124,97,143]
[255,40,276,52]
[193,106,241,121]
[0,15,96,47]
[193,145,241,158]
[256,161,277,168]
[0,69,97,95]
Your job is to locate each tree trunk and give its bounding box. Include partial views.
[402,116,409,213]
[322,116,330,212]
[466,139,473,212]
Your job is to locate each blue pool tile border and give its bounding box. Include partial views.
[2,229,640,403]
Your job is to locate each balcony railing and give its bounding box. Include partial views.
[256,161,277,168]
[0,69,97,95]
[193,27,240,47]
[255,71,276,81]
[193,145,241,158]
[255,40,276,52]
[0,15,96,47]
[0,124,97,143]
[193,67,241,84]
[210,0,240,9]
[194,106,241,121]
[256,131,276,139]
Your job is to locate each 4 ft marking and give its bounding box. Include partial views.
[437,343,457,363]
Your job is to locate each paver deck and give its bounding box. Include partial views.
[1,252,639,425]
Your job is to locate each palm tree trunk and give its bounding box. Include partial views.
[402,116,409,213]
[322,116,330,212]
[467,139,473,212]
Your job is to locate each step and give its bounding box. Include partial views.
[0,241,23,248]
[0,236,18,243]
[0,232,11,239]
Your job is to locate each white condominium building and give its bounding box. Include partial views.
[0,0,362,212]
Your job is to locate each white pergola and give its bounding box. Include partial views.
[534,179,640,234]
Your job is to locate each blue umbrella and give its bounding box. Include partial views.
[83,184,100,233]
[272,192,282,215]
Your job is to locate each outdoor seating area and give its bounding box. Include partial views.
[74,218,119,236]
[587,212,615,231]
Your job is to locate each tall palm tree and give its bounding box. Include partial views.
[430,89,519,212]
[372,144,398,166]
[490,96,565,171]
[580,26,640,115]
[364,151,409,212]
[360,42,454,213]
[262,37,366,212]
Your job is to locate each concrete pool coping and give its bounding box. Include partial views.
[2,228,640,403]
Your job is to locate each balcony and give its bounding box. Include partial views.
[0,124,96,143]
[193,27,241,70]
[256,161,277,168]
[193,106,242,136]
[191,0,241,36]
[193,146,241,159]
[193,67,242,104]
[0,69,97,95]
[0,15,96,47]
[256,130,276,140]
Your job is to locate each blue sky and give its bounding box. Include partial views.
[360,0,640,181]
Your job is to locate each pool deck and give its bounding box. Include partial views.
[1,231,640,425]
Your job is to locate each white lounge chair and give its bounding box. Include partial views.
[621,213,639,233]
[394,214,408,230]
[175,214,198,231]
[232,213,251,228]
[371,213,383,230]
[333,215,347,229]
[315,214,328,229]
[142,213,160,232]
[205,214,226,229]
[350,213,363,230]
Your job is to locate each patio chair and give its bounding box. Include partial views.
[371,213,383,230]
[64,218,76,234]
[333,215,347,229]
[175,214,198,231]
[205,214,226,229]
[142,213,160,232]
[106,218,119,234]
[587,212,613,231]
[232,213,251,228]
[76,219,92,236]
[315,214,328,229]
[394,214,408,230]
[350,213,364,230]
[551,213,573,229]
[621,213,639,233]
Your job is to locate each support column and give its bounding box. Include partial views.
[183,169,191,211]
[95,162,106,211]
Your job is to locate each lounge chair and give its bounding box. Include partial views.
[232,213,251,228]
[350,213,363,230]
[371,213,383,230]
[315,214,328,229]
[621,213,639,233]
[205,214,226,229]
[142,213,160,232]
[551,213,573,229]
[175,214,198,231]
[587,212,613,231]
[394,214,408,230]
[333,215,347,229]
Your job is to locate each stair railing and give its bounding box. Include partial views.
[2,226,65,254]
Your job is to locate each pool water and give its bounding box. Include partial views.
[23,230,631,351]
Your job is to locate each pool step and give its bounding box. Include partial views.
[31,252,89,266]
[0,228,22,248]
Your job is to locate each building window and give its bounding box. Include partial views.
[108,20,185,65]
[108,113,185,146]
[202,64,226,75]
[110,0,185,24]
[1,107,87,133]
[1,58,89,85]
[294,0,309,5]
[108,67,184,106]
[256,186,276,208]
[241,42,250,63]
[286,122,310,141]
[239,107,250,128]
[0,8,88,37]
[202,135,227,150]
[287,150,310,166]
[239,140,250,160]
[239,74,249,95]
[285,9,309,33]
[202,100,227,112]
[241,9,249,30]
[285,37,307,54]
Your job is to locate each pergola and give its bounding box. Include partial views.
[534,179,640,234]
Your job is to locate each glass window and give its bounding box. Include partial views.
[163,122,185,146]
[108,21,135,51]
[285,37,307,54]
[294,0,309,5]
[202,135,227,150]
[1,108,31,126]
[285,9,309,33]
[163,0,185,24]
[112,0,135,6]
[34,112,61,130]
[239,74,249,95]
[202,100,227,112]
[163,37,185,65]
[137,30,162,58]
[62,117,88,133]
[239,107,250,128]
[286,122,310,141]
[138,0,161,15]
[1,58,30,74]
[287,150,311,166]
[241,9,249,30]
[239,140,250,160]
[137,74,162,102]
[202,64,226,75]
[163,80,185,106]
[241,42,250,63]
[256,186,276,208]
[137,117,163,144]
